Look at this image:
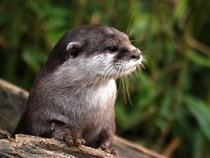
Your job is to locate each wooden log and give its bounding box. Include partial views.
[0,79,167,158]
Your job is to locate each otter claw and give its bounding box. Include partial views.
[97,147,118,156]
[74,138,86,147]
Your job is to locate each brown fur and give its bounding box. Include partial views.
[14,24,142,155]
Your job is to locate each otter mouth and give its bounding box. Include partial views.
[114,56,143,76]
[120,66,137,75]
[95,54,143,79]
[97,65,138,79]
[115,64,140,78]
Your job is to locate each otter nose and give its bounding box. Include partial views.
[130,49,141,60]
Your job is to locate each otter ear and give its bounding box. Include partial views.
[66,41,82,57]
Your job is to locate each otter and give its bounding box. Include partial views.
[14,24,143,154]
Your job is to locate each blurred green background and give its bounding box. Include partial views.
[1,0,210,157]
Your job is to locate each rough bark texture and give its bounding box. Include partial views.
[0,79,167,158]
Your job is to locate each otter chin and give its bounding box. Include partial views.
[14,24,144,155]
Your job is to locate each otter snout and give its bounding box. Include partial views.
[130,48,141,60]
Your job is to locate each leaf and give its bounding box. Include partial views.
[22,48,47,72]
[185,96,210,142]
[187,49,210,67]
[193,131,204,158]
[174,0,188,20]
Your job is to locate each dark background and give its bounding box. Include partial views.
[1,0,210,157]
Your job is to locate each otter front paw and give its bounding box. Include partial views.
[51,126,85,147]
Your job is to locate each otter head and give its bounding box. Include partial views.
[45,24,143,81]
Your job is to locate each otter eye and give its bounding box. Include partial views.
[108,46,118,52]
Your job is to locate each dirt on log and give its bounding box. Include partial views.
[0,79,167,158]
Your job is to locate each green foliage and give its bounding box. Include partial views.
[186,97,210,142]
[1,0,210,157]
